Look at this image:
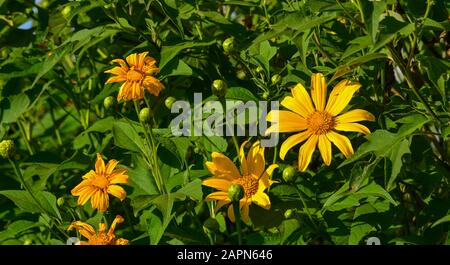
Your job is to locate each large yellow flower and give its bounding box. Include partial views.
[71,153,129,212]
[266,73,375,171]
[105,51,164,101]
[203,141,278,222]
[67,215,128,245]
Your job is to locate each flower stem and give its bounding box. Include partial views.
[294,186,319,231]
[232,201,243,245]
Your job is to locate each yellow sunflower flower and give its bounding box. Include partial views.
[266,73,375,171]
[71,153,129,212]
[67,215,128,245]
[105,51,164,101]
[203,141,278,223]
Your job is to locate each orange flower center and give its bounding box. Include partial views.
[126,69,144,82]
[235,175,259,198]
[307,111,335,135]
[91,174,109,189]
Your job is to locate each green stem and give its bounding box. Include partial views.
[232,201,243,245]
[294,186,319,231]
[17,120,34,155]
[386,45,440,123]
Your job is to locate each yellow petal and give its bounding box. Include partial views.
[335,122,371,135]
[323,80,349,113]
[75,186,97,206]
[105,66,127,76]
[136,51,149,69]
[206,152,241,180]
[335,109,375,123]
[239,141,249,176]
[108,215,124,236]
[279,131,312,160]
[126,53,138,66]
[240,202,250,223]
[95,153,106,174]
[318,134,332,166]
[143,76,164,96]
[214,200,230,212]
[227,204,235,223]
[291,83,315,114]
[252,192,271,210]
[109,169,129,184]
[105,159,119,175]
[258,164,279,191]
[71,180,91,194]
[107,185,126,201]
[280,96,310,118]
[326,131,354,158]
[202,178,232,191]
[205,191,229,201]
[81,170,97,180]
[325,82,361,116]
[247,141,265,178]
[298,134,319,172]
[265,110,308,134]
[311,73,327,111]
[111,59,128,70]
[68,221,95,239]
[98,191,109,212]
[106,75,126,84]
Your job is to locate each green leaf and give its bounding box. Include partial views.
[368,1,387,43]
[159,39,216,70]
[1,93,30,124]
[348,204,377,245]
[331,53,388,82]
[253,40,277,74]
[0,190,61,220]
[225,87,258,102]
[0,220,39,243]
[73,117,114,149]
[159,58,193,79]
[176,178,203,201]
[431,214,450,228]
[355,182,397,205]
[112,120,147,153]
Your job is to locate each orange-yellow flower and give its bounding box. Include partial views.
[105,52,164,101]
[203,141,278,223]
[266,73,375,171]
[71,153,129,212]
[67,215,128,245]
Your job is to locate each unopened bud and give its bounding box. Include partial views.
[271,74,281,85]
[139,107,152,123]
[165,96,176,109]
[0,140,16,159]
[103,96,115,109]
[228,184,244,202]
[284,209,294,219]
[222,37,236,54]
[282,165,297,183]
[211,79,228,98]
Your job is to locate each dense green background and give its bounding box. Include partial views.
[0,0,449,245]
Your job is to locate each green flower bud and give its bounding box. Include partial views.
[103,96,115,110]
[211,79,228,98]
[236,69,247,80]
[61,6,72,18]
[284,209,294,219]
[165,96,176,110]
[0,140,16,159]
[57,197,65,206]
[256,65,264,74]
[139,107,153,123]
[282,165,297,183]
[271,74,281,85]
[262,91,269,100]
[228,184,244,202]
[39,0,50,9]
[222,37,236,54]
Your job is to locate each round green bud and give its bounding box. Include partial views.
[193,146,201,154]
[39,0,50,9]
[23,239,32,245]
[103,96,115,110]
[271,74,281,85]
[1,49,9,59]
[228,184,244,202]
[256,65,264,74]
[222,37,236,54]
[57,197,65,206]
[236,69,247,80]
[165,96,176,109]
[262,91,269,100]
[284,209,294,219]
[139,107,153,123]
[282,165,297,183]
[211,79,228,98]
[61,6,72,18]
[0,140,16,159]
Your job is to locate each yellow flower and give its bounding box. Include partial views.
[67,215,128,245]
[203,141,278,223]
[266,73,375,171]
[71,153,129,212]
[105,51,164,101]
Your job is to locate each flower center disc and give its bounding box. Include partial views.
[307,111,335,135]
[92,175,109,189]
[236,175,259,198]
[126,69,143,82]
